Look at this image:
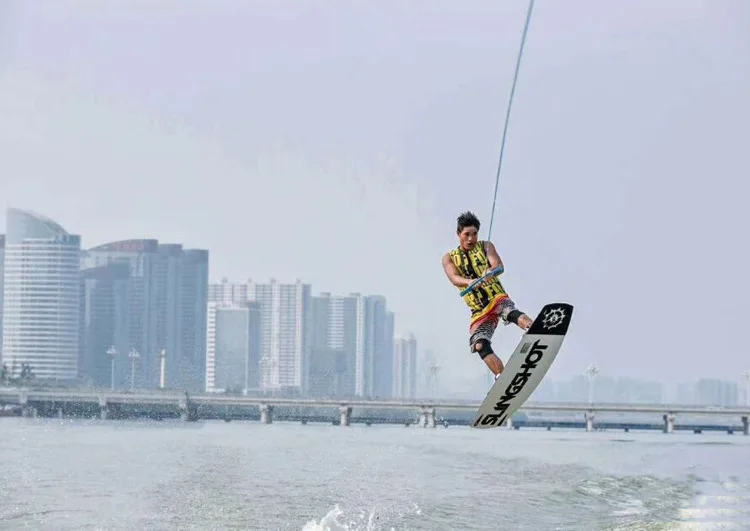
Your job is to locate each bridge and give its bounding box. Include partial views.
[0,387,748,434]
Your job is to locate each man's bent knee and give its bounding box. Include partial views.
[473,340,494,359]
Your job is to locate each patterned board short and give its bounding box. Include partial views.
[468,296,518,351]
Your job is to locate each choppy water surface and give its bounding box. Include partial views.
[1,418,749,530]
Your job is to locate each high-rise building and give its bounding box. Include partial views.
[306,293,395,398]
[365,298,395,399]
[358,296,392,398]
[83,239,208,391]
[210,279,311,395]
[207,280,264,394]
[2,208,81,381]
[694,378,738,407]
[208,278,253,305]
[393,334,418,399]
[205,301,261,393]
[178,249,209,391]
[307,293,364,397]
[79,262,131,387]
[360,296,380,397]
[83,239,157,388]
[255,279,310,394]
[207,280,398,398]
[306,295,337,397]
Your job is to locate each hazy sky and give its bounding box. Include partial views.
[1,0,748,394]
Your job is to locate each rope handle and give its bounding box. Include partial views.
[459,265,505,297]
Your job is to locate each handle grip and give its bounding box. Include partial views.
[459,265,504,296]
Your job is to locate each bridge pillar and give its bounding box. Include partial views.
[57,407,63,419]
[99,397,108,420]
[506,417,513,429]
[339,406,352,427]
[178,395,188,421]
[663,413,675,434]
[585,411,595,432]
[18,390,35,418]
[177,393,198,422]
[742,416,748,436]
[421,407,436,428]
[259,404,273,424]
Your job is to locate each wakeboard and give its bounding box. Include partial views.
[471,302,574,429]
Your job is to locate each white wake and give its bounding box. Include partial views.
[302,503,422,531]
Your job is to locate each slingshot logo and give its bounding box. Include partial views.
[542,307,566,330]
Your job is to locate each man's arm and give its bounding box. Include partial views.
[442,253,473,288]
[484,241,505,271]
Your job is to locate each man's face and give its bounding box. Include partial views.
[458,226,479,250]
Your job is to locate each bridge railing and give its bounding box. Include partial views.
[1,387,749,415]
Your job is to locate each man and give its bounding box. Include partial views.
[441,211,533,380]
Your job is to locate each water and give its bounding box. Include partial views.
[1,418,749,530]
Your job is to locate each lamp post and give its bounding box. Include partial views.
[586,364,599,405]
[128,348,140,390]
[158,349,167,390]
[107,346,118,390]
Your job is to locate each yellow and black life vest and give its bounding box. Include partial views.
[448,240,508,318]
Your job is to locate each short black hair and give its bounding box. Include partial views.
[457,211,480,233]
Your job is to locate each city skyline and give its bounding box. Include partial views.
[0,198,743,406]
[207,278,414,399]
[0,207,424,343]
[0,205,748,397]
[0,206,421,400]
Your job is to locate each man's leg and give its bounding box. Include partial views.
[481,350,505,377]
[469,319,504,378]
[500,298,533,331]
[508,312,533,331]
